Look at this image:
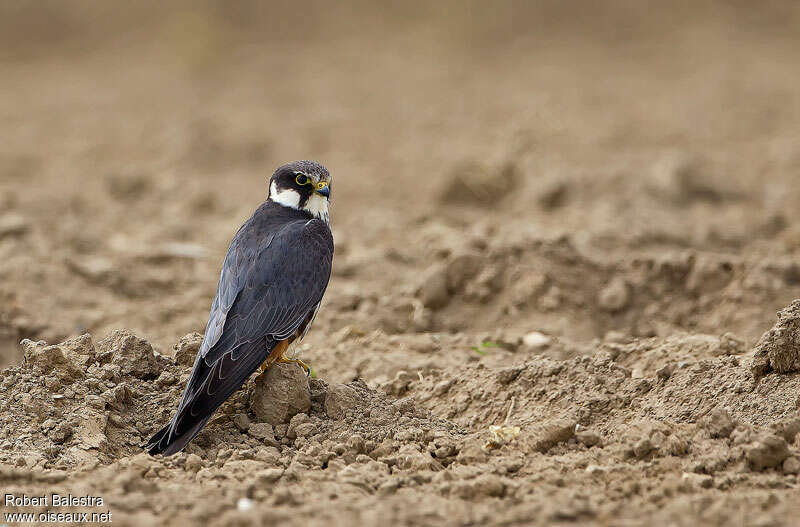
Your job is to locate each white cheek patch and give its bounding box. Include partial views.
[270,181,301,209]
[303,193,330,223]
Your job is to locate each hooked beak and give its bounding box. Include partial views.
[316,182,330,198]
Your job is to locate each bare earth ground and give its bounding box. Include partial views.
[2,1,800,525]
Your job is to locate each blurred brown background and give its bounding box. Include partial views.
[5,3,800,526]
[2,0,800,369]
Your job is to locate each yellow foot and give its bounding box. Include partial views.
[278,356,312,377]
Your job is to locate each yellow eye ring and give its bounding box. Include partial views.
[295,174,310,185]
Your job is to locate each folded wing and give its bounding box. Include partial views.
[147,218,333,455]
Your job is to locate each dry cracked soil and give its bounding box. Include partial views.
[3,2,800,526]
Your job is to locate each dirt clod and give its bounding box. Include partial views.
[438,161,518,207]
[702,408,736,439]
[249,364,311,425]
[526,419,576,453]
[783,457,800,475]
[21,339,85,383]
[576,430,602,447]
[248,423,278,447]
[233,414,250,432]
[416,264,450,309]
[324,383,360,420]
[173,332,203,367]
[96,330,165,380]
[598,277,630,312]
[746,435,791,471]
[752,300,800,378]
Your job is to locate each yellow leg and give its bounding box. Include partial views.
[278,356,312,377]
[257,340,311,377]
[257,340,289,375]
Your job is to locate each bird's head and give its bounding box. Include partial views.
[268,160,331,222]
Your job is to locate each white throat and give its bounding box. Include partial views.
[269,181,330,223]
[304,193,330,223]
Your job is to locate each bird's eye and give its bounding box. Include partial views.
[295,174,310,185]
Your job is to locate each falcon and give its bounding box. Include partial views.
[147,160,334,456]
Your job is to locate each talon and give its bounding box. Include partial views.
[279,356,311,376]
